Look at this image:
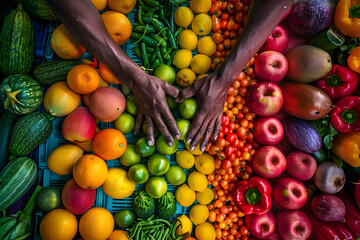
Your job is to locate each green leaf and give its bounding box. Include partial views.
[349,5,360,18]
[332,154,344,168]
[329,125,338,137]
[324,135,332,149]
[311,149,326,163]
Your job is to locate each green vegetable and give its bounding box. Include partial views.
[137,0,152,12]
[155,48,164,64]
[141,42,150,68]
[152,19,167,37]
[17,0,57,21]
[144,0,160,7]
[156,192,177,219]
[173,0,188,6]
[151,59,161,70]
[131,32,158,47]
[0,110,19,170]
[134,46,143,59]
[135,25,156,33]
[133,189,155,218]
[138,6,144,25]
[166,29,177,49]
[133,24,149,45]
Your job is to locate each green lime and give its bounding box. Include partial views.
[166,96,178,110]
[145,176,168,199]
[156,134,179,155]
[165,165,186,186]
[126,95,138,115]
[142,121,160,138]
[128,164,150,184]
[114,113,135,134]
[154,65,176,84]
[148,153,170,176]
[36,186,61,212]
[121,83,132,96]
[136,137,156,157]
[176,118,191,141]
[118,145,141,167]
[114,209,135,228]
[178,98,197,119]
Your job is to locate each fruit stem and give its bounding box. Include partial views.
[325,74,342,87]
[245,188,261,204]
[341,109,357,124]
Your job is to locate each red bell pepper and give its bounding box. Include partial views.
[335,191,360,236]
[233,176,271,216]
[316,64,359,101]
[329,221,355,240]
[330,96,360,133]
[355,180,360,210]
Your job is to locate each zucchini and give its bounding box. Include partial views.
[0,110,19,171]
[18,0,57,21]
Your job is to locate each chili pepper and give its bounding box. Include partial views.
[141,42,149,68]
[233,176,271,215]
[138,0,152,12]
[164,48,173,60]
[348,46,360,73]
[332,131,360,167]
[355,180,360,209]
[144,0,159,7]
[156,28,168,38]
[135,25,156,33]
[330,96,360,133]
[316,64,359,101]
[160,46,167,55]
[166,29,177,49]
[335,191,360,236]
[159,6,165,16]
[142,17,154,25]
[169,1,174,32]
[152,19,167,37]
[134,46,142,59]
[173,0,188,6]
[138,6,144,25]
[334,0,360,38]
[166,50,176,65]
[133,24,149,45]
[159,16,172,31]
[174,27,183,38]
[150,33,167,48]
[155,48,164,64]
[329,221,355,240]
[149,47,158,63]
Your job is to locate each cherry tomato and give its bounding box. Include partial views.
[221,20,228,30]
[221,1,228,10]
[212,32,225,43]
[222,12,230,20]
[222,127,230,135]
[227,20,236,31]
[221,159,232,170]
[227,3,235,13]
[216,137,226,149]
[210,1,222,14]
[221,115,230,126]
[225,146,235,156]
[226,132,236,143]
[212,15,221,32]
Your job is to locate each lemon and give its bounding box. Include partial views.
[185,142,203,156]
[188,171,207,192]
[192,14,212,36]
[175,184,196,207]
[174,7,194,28]
[195,153,215,175]
[175,215,193,236]
[189,204,209,225]
[173,49,193,69]
[176,150,195,169]
[176,68,197,88]
[197,36,216,56]
[190,0,212,14]
[196,74,208,80]
[195,222,216,240]
[196,187,214,205]
[178,30,198,50]
[191,54,211,74]
[102,168,136,199]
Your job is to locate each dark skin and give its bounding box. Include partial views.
[46,0,293,151]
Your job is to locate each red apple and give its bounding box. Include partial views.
[247,82,283,116]
[254,51,288,83]
[259,25,289,53]
[252,146,286,179]
[254,117,284,145]
[272,177,307,210]
[286,151,317,181]
[276,209,312,240]
[245,211,276,239]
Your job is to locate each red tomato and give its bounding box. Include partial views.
[210,1,222,14]
[212,33,225,43]
[212,15,221,32]
[221,20,228,30]
[221,116,230,126]
[226,133,236,143]
[222,12,230,20]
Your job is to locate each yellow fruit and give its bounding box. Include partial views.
[108,230,128,240]
[90,0,107,11]
[196,187,214,205]
[195,153,215,175]
[175,215,193,236]
[185,142,203,156]
[191,54,211,74]
[79,207,114,240]
[197,36,216,56]
[47,144,83,175]
[192,14,212,36]
[173,49,193,69]
[176,150,195,169]
[40,209,78,240]
[188,171,207,192]
[176,68,197,88]
[108,0,136,14]
[102,168,136,198]
[189,204,209,225]
[196,74,208,80]
[178,30,198,50]
[175,184,196,207]
[195,222,215,240]
[190,0,212,13]
[174,7,194,28]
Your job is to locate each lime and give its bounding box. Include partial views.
[166,95,177,110]
[118,144,141,167]
[165,165,186,186]
[36,186,61,212]
[121,83,132,96]
[114,113,135,134]
[136,137,156,157]
[148,153,170,176]
[114,209,135,228]
[178,98,197,119]
[156,134,179,155]
[142,121,159,138]
[154,65,176,84]
[126,95,137,115]
[145,176,168,199]
[176,118,191,141]
[128,164,150,184]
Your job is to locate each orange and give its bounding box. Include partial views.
[102,168,136,198]
[72,154,108,189]
[101,11,132,46]
[92,128,127,160]
[90,0,107,11]
[67,64,101,94]
[108,0,136,14]
[79,207,114,240]
[47,144,83,175]
[51,24,85,59]
[40,209,78,240]
[99,62,122,85]
[108,230,128,240]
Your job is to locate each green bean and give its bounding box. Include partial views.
[129,222,141,239]
[146,215,156,221]
[142,223,165,230]
[137,6,144,25]
[135,226,142,240]
[140,230,144,240]
[153,218,171,227]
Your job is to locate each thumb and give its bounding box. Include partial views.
[163,82,180,99]
[175,84,198,103]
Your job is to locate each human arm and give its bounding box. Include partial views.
[176,0,294,151]
[45,0,180,146]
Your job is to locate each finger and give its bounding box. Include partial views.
[175,84,197,103]
[213,114,222,140]
[160,104,181,140]
[189,116,211,151]
[146,116,155,146]
[200,117,217,152]
[186,110,206,145]
[163,82,180,99]
[153,112,174,147]
[134,111,144,135]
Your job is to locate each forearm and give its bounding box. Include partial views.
[45,0,143,89]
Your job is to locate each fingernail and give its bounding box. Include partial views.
[168,141,173,147]
[175,134,181,140]
[214,134,218,140]
[147,140,153,146]
[200,146,205,152]
[186,138,192,144]
[190,145,195,151]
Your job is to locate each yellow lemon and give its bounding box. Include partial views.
[173,49,193,69]
[192,14,212,36]
[188,171,207,192]
[189,204,209,225]
[175,215,193,236]
[195,153,215,175]
[185,141,203,156]
[197,36,216,56]
[195,222,216,240]
[196,187,214,205]
[175,184,196,207]
[174,7,194,28]
[102,168,136,199]
[178,30,198,50]
[47,144,83,175]
[191,54,211,74]
[176,150,195,169]
[176,68,197,88]
[196,74,208,80]
[190,0,212,13]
